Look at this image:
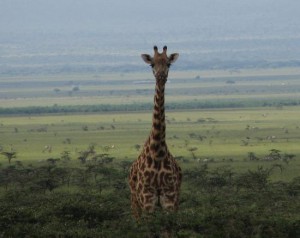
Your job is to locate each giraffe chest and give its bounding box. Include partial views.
[137,156,177,189]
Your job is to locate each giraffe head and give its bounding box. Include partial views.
[141,46,179,85]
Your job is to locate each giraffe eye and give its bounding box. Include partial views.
[150,64,155,68]
[167,63,171,68]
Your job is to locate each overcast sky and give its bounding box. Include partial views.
[1,0,300,72]
[1,0,299,37]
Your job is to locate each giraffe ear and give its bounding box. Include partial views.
[141,54,152,64]
[169,53,179,64]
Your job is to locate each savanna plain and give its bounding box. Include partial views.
[1,68,300,237]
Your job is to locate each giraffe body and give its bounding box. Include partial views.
[129,46,182,219]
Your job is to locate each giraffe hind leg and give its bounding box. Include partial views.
[131,194,142,220]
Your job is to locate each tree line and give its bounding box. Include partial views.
[1,99,300,115]
[0,148,299,237]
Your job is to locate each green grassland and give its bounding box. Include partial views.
[1,68,300,109]
[1,107,300,181]
[1,68,300,181]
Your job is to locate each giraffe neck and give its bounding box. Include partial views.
[149,80,167,161]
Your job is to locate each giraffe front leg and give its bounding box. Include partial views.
[160,193,179,211]
[136,185,158,214]
[143,193,158,213]
[160,184,180,211]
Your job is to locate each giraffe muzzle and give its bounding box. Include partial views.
[156,73,168,83]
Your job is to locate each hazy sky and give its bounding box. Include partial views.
[1,0,299,37]
[1,0,300,72]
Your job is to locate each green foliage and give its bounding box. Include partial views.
[1,151,17,164]
[0,158,299,237]
[1,98,300,115]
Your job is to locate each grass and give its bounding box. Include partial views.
[1,68,300,108]
[1,106,300,181]
[1,68,300,181]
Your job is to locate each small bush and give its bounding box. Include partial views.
[0,159,299,237]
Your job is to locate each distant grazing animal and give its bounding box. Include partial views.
[43,145,52,153]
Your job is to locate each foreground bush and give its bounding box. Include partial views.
[0,160,299,237]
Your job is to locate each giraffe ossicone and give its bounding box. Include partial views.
[129,46,182,219]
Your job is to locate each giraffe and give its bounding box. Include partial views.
[129,46,182,220]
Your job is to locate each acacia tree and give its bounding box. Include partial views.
[248,152,258,161]
[78,145,96,164]
[61,150,72,162]
[1,151,17,164]
[268,149,281,160]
